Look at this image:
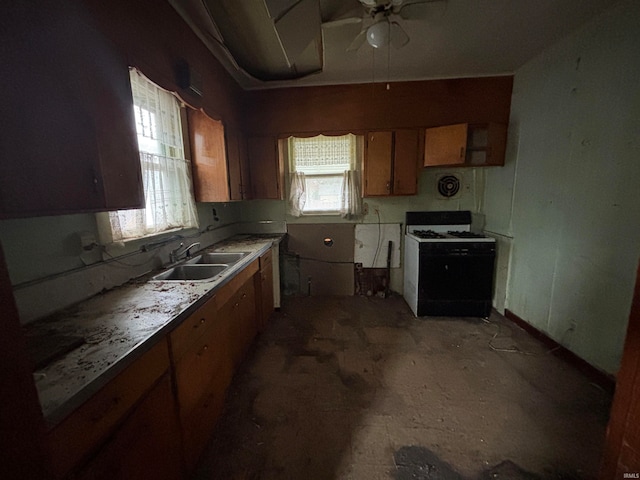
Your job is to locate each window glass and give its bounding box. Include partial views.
[289,134,357,214]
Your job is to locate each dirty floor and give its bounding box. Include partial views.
[193,295,612,480]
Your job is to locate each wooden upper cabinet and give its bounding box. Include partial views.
[424,123,507,167]
[0,1,143,218]
[424,124,468,166]
[364,130,418,197]
[226,129,251,201]
[364,131,393,196]
[393,129,420,195]
[188,110,230,202]
[247,136,283,200]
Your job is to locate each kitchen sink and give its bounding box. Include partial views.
[151,264,228,281]
[185,252,248,265]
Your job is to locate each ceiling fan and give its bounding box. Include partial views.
[322,0,446,51]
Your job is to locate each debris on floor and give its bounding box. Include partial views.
[193,296,611,480]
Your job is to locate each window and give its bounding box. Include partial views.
[288,134,362,217]
[102,69,198,242]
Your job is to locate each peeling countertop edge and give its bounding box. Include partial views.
[40,235,283,428]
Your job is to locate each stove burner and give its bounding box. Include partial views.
[447,231,487,239]
[413,230,446,239]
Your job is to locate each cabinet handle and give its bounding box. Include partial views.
[386,181,391,192]
[194,318,206,329]
[242,293,247,299]
[197,344,209,357]
[234,302,240,308]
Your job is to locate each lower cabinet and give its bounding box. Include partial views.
[74,374,183,480]
[169,258,259,473]
[46,340,172,479]
[47,256,266,479]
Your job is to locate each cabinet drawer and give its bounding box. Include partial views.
[169,294,218,361]
[47,339,170,478]
[215,258,259,307]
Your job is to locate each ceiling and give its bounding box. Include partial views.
[169,0,620,90]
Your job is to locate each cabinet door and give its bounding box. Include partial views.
[0,1,142,218]
[47,340,170,478]
[392,129,419,195]
[224,279,257,367]
[424,124,468,166]
[485,123,507,166]
[174,311,233,419]
[188,109,230,202]
[364,131,393,196]
[76,374,182,480]
[248,136,282,199]
[228,132,252,200]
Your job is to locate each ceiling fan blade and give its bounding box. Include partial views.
[389,21,409,49]
[347,28,367,51]
[322,16,362,28]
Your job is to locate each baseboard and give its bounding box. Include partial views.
[504,309,615,394]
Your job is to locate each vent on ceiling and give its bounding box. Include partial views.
[437,174,461,198]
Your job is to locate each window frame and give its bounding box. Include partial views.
[97,69,199,247]
[287,134,361,216]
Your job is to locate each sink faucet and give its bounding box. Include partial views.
[169,242,201,263]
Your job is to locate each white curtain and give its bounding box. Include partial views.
[107,69,198,242]
[340,170,362,219]
[288,171,306,217]
[108,152,199,241]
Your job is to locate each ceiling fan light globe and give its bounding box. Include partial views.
[367,21,390,48]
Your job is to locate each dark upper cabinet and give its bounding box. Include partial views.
[0,1,143,218]
[226,129,252,201]
[247,136,283,200]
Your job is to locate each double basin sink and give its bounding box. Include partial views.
[151,252,249,282]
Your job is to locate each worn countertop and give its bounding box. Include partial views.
[26,234,283,427]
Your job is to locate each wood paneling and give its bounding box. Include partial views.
[243,76,513,136]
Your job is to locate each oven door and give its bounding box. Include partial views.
[417,243,495,317]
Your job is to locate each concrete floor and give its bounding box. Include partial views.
[193,295,612,480]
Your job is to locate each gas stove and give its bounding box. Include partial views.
[408,229,494,242]
[403,211,496,317]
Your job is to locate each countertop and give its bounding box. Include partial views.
[26,234,283,426]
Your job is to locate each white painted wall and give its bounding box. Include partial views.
[484,0,640,374]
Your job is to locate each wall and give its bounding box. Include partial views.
[483,0,640,374]
[242,166,489,293]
